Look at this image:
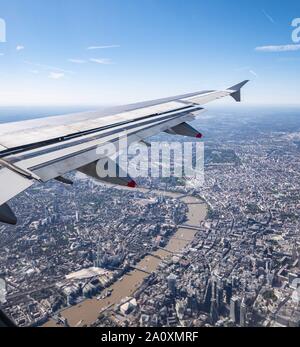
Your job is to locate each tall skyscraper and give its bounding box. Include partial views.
[0,278,6,304]
[230,296,240,324]
[94,234,103,268]
[225,280,233,305]
[292,244,298,262]
[210,280,219,324]
[203,279,212,312]
[167,274,177,296]
[240,298,247,327]
[216,286,224,310]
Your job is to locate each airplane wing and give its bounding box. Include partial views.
[0,80,249,224]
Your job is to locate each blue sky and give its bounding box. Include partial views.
[0,0,300,106]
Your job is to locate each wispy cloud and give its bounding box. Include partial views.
[24,60,74,74]
[49,72,65,80]
[262,9,275,24]
[255,44,300,52]
[89,58,113,65]
[68,58,86,64]
[235,66,258,77]
[0,53,4,56]
[29,69,39,74]
[16,45,25,51]
[87,45,120,50]
[249,69,258,77]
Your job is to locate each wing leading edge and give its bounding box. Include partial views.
[0,80,249,224]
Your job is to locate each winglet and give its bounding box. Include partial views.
[227,80,249,102]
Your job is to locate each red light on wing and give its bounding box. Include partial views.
[127,180,137,188]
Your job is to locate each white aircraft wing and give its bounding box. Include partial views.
[0,80,249,224]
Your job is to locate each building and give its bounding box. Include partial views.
[230,296,240,325]
[167,274,177,296]
[240,298,247,327]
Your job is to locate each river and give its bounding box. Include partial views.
[43,191,207,327]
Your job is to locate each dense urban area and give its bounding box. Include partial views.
[0,106,300,327]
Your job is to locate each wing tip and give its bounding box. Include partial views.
[228,80,250,91]
[228,80,250,102]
